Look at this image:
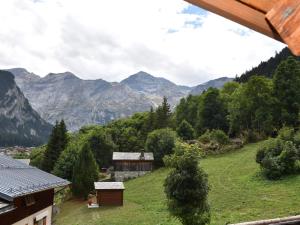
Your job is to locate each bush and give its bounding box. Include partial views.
[256,138,298,180]
[176,120,195,141]
[29,145,46,169]
[164,142,204,167]
[145,128,177,167]
[278,127,295,142]
[198,131,211,144]
[164,145,210,225]
[199,130,229,146]
[210,130,229,145]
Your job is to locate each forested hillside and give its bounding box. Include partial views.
[32,56,300,183]
[236,47,300,83]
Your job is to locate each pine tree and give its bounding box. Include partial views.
[72,143,99,199]
[42,120,68,172]
[58,120,68,152]
[156,97,172,129]
[42,121,60,172]
[146,106,156,131]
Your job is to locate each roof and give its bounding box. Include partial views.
[16,159,30,165]
[113,152,154,161]
[94,182,125,190]
[0,155,70,201]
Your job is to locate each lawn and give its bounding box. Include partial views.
[55,142,300,225]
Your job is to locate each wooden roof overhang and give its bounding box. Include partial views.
[185,0,300,56]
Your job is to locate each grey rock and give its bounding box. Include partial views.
[0,70,52,146]
[8,68,232,131]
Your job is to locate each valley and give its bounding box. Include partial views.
[56,142,300,225]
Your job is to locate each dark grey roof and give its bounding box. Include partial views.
[113,152,154,161]
[0,155,70,201]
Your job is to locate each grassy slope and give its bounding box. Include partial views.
[55,143,300,225]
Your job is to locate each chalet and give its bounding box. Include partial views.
[94,182,125,206]
[113,152,154,181]
[0,155,70,225]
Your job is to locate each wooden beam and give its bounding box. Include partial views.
[266,0,300,56]
[238,0,277,13]
[185,0,283,41]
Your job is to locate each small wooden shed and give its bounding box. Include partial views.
[94,182,125,206]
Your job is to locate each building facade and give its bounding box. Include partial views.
[94,182,125,206]
[0,155,69,225]
[113,152,154,181]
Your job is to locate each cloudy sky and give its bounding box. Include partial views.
[0,0,285,86]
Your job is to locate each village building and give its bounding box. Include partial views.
[94,182,125,206]
[0,155,70,225]
[112,152,154,181]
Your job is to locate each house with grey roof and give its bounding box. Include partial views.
[112,152,154,181]
[0,155,70,225]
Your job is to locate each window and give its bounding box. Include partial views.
[24,195,35,206]
[34,217,47,225]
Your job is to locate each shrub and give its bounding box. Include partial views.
[210,130,229,145]
[145,128,177,167]
[256,138,298,180]
[164,142,204,167]
[164,145,210,225]
[198,131,211,144]
[29,145,46,169]
[176,120,195,141]
[278,127,294,142]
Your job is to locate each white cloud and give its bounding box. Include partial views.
[0,0,285,85]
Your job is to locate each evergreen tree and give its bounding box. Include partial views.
[42,121,60,172]
[164,149,210,225]
[197,88,228,134]
[58,120,68,151]
[42,120,68,172]
[145,106,156,131]
[177,120,195,141]
[72,143,99,199]
[273,57,300,127]
[156,97,172,129]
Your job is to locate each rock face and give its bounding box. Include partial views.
[190,77,234,95]
[121,71,192,107]
[8,68,232,131]
[0,70,52,146]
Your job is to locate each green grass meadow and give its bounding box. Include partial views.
[55,142,300,225]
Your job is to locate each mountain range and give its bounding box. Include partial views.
[0,70,52,146]
[6,69,233,131]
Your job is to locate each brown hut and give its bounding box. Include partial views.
[94,182,125,206]
[113,152,154,181]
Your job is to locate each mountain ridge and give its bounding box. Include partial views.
[7,68,232,131]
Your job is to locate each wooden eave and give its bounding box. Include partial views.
[185,0,300,56]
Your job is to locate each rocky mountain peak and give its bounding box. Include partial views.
[0,70,52,146]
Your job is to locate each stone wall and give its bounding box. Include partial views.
[114,171,151,181]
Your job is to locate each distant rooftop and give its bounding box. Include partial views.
[113,152,154,161]
[94,182,125,190]
[0,155,70,201]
